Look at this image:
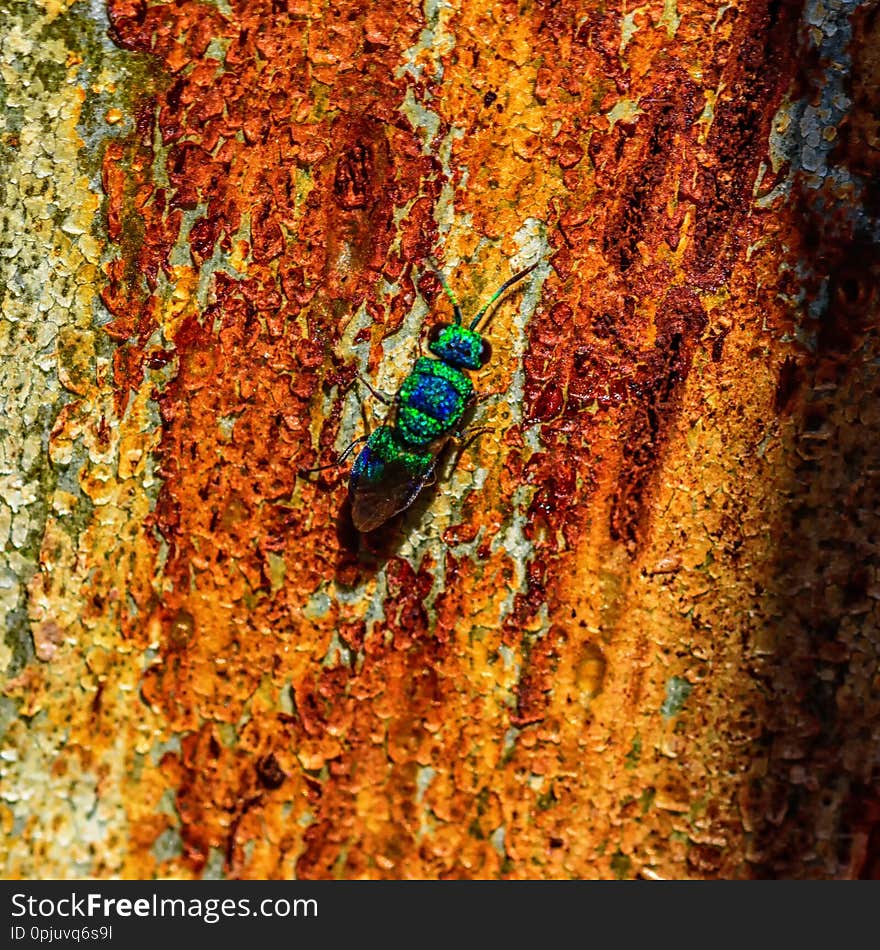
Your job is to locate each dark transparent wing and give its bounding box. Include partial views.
[349,456,437,533]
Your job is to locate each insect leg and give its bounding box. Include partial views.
[298,434,369,476]
[356,374,395,406]
[438,426,495,481]
[456,425,495,453]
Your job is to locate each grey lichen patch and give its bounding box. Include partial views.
[200,846,227,880]
[0,0,145,662]
[758,0,877,358]
[762,0,862,204]
[0,2,85,661]
[660,676,692,721]
[0,0,160,878]
[151,826,183,863]
[1,707,116,874]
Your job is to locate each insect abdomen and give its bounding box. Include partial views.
[348,425,436,532]
[350,425,434,485]
[396,357,473,447]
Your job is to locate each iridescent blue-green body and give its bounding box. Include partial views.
[348,264,536,532]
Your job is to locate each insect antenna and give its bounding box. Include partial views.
[428,258,464,325]
[470,262,539,333]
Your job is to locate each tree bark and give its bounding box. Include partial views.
[2,0,879,879]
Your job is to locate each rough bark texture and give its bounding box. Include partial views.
[2,0,879,879]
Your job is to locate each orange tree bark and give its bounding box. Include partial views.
[3,0,879,879]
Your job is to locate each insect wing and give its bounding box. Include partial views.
[349,453,436,533]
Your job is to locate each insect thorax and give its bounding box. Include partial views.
[396,357,473,447]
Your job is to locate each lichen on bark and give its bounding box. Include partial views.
[2,0,879,880]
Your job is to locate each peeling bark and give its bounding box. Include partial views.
[2,0,879,880]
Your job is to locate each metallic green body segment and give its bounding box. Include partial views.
[397,405,447,445]
[351,425,434,484]
[428,324,485,370]
[408,357,473,399]
[396,357,473,447]
[344,261,537,532]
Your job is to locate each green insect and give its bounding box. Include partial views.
[315,260,537,533]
